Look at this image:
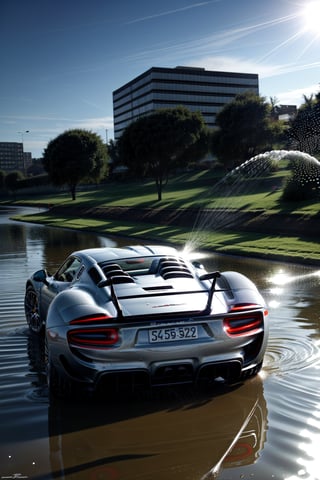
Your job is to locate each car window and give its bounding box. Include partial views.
[55,257,82,282]
[100,257,157,276]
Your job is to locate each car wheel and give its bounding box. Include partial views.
[24,285,43,334]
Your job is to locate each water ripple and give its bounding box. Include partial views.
[264,335,320,375]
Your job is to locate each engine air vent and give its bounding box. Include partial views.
[102,264,135,284]
[158,257,193,280]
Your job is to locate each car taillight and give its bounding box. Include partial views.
[229,303,261,312]
[67,328,119,348]
[70,314,112,325]
[224,312,264,337]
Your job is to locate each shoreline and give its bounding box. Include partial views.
[10,204,320,267]
[52,204,320,238]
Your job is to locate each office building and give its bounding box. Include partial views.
[113,66,259,140]
[0,142,25,172]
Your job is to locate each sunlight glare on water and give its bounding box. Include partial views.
[285,401,320,480]
[268,269,320,287]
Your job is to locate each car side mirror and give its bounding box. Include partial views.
[33,269,49,285]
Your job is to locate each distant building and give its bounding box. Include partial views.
[113,66,259,140]
[0,142,33,174]
[23,152,33,172]
[0,142,25,172]
[276,104,297,122]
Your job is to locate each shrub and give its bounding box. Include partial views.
[282,152,320,201]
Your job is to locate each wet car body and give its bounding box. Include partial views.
[24,245,268,397]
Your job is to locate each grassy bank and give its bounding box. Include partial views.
[12,208,320,265]
[5,168,320,265]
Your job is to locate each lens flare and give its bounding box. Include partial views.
[268,270,292,286]
[268,269,320,287]
[302,1,320,33]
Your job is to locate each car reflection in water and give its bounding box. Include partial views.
[48,379,267,480]
[45,334,268,480]
[5,330,267,480]
[209,389,267,478]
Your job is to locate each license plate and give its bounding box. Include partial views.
[149,326,198,343]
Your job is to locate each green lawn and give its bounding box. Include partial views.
[4,167,320,265]
[5,168,320,215]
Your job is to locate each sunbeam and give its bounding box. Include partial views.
[257,30,305,63]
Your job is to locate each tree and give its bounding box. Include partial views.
[269,96,280,120]
[282,151,320,201]
[287,90,320,155]
[118,106,209,200]
[107,139,121,174]
[27,159,45,176]
[211,92,285,169]
[0,170,5,190]
[4,170,24,193]
[43,129,108,200]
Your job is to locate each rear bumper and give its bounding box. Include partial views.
[95,360,261,392]
[82,358,262,393]
[47,322,267,392]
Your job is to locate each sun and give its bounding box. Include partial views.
[302,1,320,33]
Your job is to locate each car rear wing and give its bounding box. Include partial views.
[98,271,222,318]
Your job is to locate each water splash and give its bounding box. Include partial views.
[184,150,320,253]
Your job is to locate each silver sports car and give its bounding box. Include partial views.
[24,245,268,397]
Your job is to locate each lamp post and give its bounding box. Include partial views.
[18,130,30,144]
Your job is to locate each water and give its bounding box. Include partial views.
[0,206,320,479]
[185,150,320,252]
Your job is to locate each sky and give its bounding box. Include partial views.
[1,0,320,158]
